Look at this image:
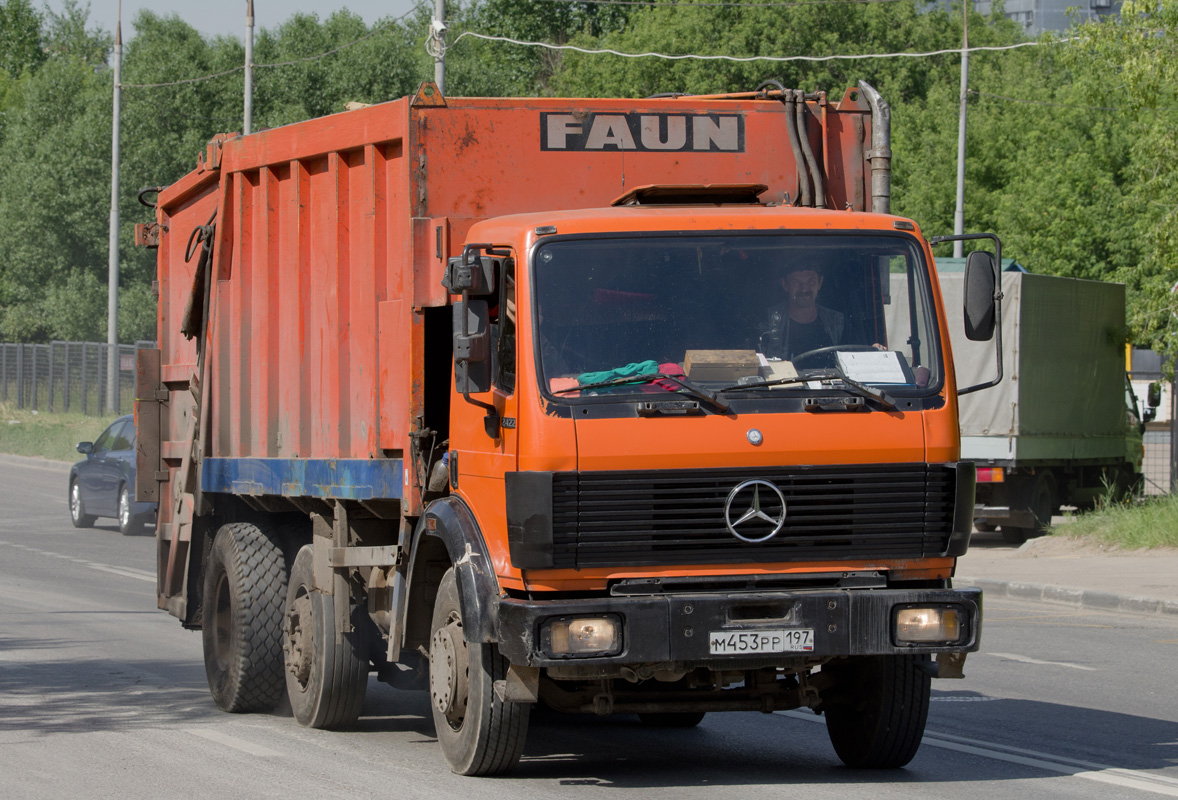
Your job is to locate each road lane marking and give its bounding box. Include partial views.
[2,540,156,583]
[186,728,284,757]
[780,711,1178,796]
[88,564,156,583]
[988,652,1098,671]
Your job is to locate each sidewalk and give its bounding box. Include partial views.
[956,529,1178,617]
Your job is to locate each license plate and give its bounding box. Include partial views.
[709,629,814,655]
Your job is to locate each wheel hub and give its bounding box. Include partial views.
[211,573,232,671]
[430,619,469,726]
[285,591,314,688]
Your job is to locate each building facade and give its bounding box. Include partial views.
[971,0,1121,36]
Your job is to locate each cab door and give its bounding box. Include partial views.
[450,256,519,575]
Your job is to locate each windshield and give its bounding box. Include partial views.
[533,233,943,401]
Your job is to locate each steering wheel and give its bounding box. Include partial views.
[791,344,878,368]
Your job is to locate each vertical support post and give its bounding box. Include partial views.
[106,12,123,414]
[48,342,55,412]
[16,345,25,409]
[244,0,254,136]
[1170,366,1177,494]
[433,0,446,94]
[64,342,71,413]
[953,1,969,259]
[1,344,6,402]
[31,345,38,412]
[82,343,89,416]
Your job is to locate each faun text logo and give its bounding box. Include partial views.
[540,112,745,153]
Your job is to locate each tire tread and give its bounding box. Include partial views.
[285,545,368,730]
[203,522,288,713]
[824,654,930,769]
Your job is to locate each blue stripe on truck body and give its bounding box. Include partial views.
[201,457,405,500]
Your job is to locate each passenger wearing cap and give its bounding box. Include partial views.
[762,263,845,361]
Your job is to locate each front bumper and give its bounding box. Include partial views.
[498,587,982,668]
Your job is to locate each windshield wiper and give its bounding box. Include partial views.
[719,370,895,410]
[822,368,896,410]
[554,372,730,412]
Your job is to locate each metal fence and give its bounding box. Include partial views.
[1131,347,1177,495]
[0,341,155,416]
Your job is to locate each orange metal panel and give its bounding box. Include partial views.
[378,299,408,450]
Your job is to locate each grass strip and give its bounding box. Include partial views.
[0,403,120,464]
[1057,494,1178,550]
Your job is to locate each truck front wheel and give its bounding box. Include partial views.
[429,567,529,775]
[202,522,288,712]
[822,655,931,769]
[283,545,369,729]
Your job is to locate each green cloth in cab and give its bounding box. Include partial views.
[577,360,659,386]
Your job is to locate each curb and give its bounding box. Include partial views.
[0,452,72,473]
[957,577,1178,618]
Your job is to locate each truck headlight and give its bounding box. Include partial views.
[542,615,622,657]
[894,606,964,645]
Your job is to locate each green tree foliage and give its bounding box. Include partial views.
[0,0,45,79]
[0,54,113,341]
[1062,0,1178,354]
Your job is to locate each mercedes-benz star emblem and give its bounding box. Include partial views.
[724,480,787,543]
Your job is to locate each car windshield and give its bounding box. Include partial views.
[533,233,943,399]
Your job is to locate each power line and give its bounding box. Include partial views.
[449,30,1064,63]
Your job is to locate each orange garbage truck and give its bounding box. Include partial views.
[135,81,1001,775]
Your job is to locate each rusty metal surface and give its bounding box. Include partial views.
[134,222,160,248]
[133,348,161,504]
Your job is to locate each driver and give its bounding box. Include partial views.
[762,263,845,361]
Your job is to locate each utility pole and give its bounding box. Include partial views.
[244,0,254,135]
[433,0,446,93]
[106,4,122,414]
[953,0,969,259]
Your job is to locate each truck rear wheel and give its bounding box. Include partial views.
[283,545,369,729]
[429,567,529,775]
[202,522,288,712]
[822,655,931,769]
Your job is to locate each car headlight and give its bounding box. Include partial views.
[894,606,964,645]
[542,615,622,657]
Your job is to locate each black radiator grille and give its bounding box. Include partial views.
[550,464,956,568]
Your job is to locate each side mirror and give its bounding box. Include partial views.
[76,441,93,455]
[1148,381,1162,409]
[963,250,997,341]
[443,253,496,296]
[453,298,492,394]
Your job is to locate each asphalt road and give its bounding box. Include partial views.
[3,455,1178,799]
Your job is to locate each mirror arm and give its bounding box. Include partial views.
[929,232,1004,395]
[454,293,501,438]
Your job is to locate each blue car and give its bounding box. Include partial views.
[69,414,157,535]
